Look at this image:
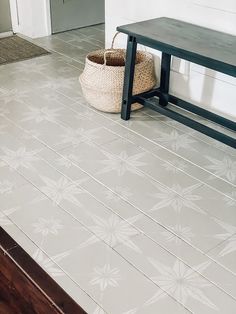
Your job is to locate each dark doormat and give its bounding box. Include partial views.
[0,35,50,66]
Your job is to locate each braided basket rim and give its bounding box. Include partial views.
[85,49,154,70]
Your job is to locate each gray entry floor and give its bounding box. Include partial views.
[0,25,236,314]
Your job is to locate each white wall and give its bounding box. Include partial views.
[105,0,236,120]
[9,0,51,38]
[0,0,12,33]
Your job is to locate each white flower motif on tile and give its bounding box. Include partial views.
[217,234,236,257]
[56,154,81,168]
[146,258,216,310]
[90,264,121,291]
[0,147,40,170]
[104,186,133,202]
[98,151,146,177]
[223,192,236,206]
[161,225,194,244]
[155,130,197,152]
[33,217,64,236]
[150,183,205,214]
[128,118,155,128]
[206,156,236,183]
[79,214,141,252]
[212,140,231,151]
[213,218,236,257]
[40,176,83,206]
[60,127,100,147]
[75,110,96,121]
[119,131,137,143]
[162,160,188,173]
[1,89,27,105]
[0,180,15,195]
[42,93,61,102]
[21,106,63,123]
[33,248,69,277]
[214,218,236,241]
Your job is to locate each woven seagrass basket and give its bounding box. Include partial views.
[79,36,156,113]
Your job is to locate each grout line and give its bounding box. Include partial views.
[1,33,236,306]
[0,228,86,314]
[71,29,105,45]
[4,103,236,285]
[2,115,202,256]
[2,93,236,238]
[52,29,104,49]
[1,83,235,204]
[0,241,67,314]
[205,231,236,255]
[141,109,236,158]
[2,116,236,298]
[3,106,233,220]
[0,156,193,314]
[54,33,104,50]
[112,118,236,188]
[101,123,236,199]
[56,88,236,191]
[0,213,107,314]
[54,92,236,197]
[40,77,236,191]
[50,36,94,55]
[32,43,86,67]
[36,155,236,298]
[1,144,236,304]
[51,22,236,157]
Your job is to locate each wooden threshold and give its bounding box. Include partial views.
[0,227,87,314]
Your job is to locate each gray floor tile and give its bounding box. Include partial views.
[132,214,236,299]
[2,213,105,314]
[116,235,236,314]
[208,233,236,275]
[56,240,190,314]
[0,23,235,313]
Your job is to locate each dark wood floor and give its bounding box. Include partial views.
[0,227,86,314]
[0,248,61,314]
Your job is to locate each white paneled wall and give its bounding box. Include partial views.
[105,0,236,120]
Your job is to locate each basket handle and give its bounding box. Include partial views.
[111,32,120,49]
[103,32,125,66]
[103,50,114,66]
[111,31,147,52]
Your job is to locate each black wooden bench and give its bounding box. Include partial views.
[117,17,236,148]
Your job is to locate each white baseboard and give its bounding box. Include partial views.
[0,31,14,38]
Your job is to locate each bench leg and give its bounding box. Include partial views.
[121,36,137,120]
[159,53,171,106]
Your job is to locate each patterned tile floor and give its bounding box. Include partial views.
[0,24,236,314]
